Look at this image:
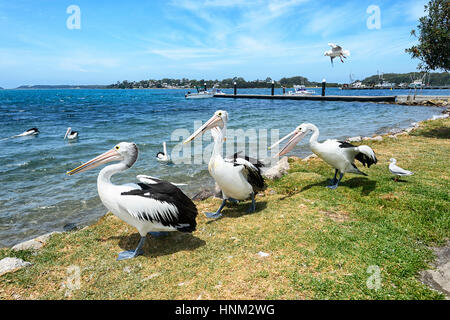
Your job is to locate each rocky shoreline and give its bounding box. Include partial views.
[1,113,449,298]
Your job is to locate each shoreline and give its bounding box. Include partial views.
[1,115,448,299]
[4,110,449,250]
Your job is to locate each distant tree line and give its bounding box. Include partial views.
[360,72,449,86]
[107,76,341,89]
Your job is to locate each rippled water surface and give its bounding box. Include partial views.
[0,88,447,246]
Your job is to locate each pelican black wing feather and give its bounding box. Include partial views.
[121,180,197,232]
[338,141,376,168]
[229,152,266,193]
[232,152,265,169]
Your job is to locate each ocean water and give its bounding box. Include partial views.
[0,88,447,247]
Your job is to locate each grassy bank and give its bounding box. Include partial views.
[1,118,449,300]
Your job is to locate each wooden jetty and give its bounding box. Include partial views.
[213,94,397,102]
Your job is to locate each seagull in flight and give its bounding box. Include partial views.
[324,43,350,66]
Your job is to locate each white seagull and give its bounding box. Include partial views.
[156,141,171,162]
[389,158,413,181]
[64,127,79,140]
[184,110,266,218]
[17,128,39,136]
[324,43,350,66]
[67,142,198,260]
[270,123,377,189]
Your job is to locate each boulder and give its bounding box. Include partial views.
[12,231,60,251]
[302,154,318,161]
[347,136,362,142]
[0,257,31,276]
[262,156,290,180]
[192,189,214,201]
[372,135,383,141]
[420,241,450,299]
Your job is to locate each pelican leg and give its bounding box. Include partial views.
[228,198,239,204]
[148,232,169,237]
[205,199,227,219]
[246,193,256,213]
[327,172,344,189]
[117,236,146,261]
[329,169,338,185]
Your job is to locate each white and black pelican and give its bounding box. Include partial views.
[389,158,413,181]
[270,123,377,189]
[64,127,78,140]
[184,110,266,218]
[17,128,39,136]
[156,141,171,162]
[67,142,198,260]
[324,43,350,66]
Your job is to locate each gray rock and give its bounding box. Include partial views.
[0,257,32,276]
[420,241,450,298]
[372,135,383,141]
[262,156,290,180]
[192,189,214,201]
[389,128,403,135]
[63,223,78,232]
[12,231,60,251]
[302,154,317,161]
[347,136,362,142]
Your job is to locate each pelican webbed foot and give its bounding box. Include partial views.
[327,172,344,190]
[205,199,227,219]
[117,236,146,261]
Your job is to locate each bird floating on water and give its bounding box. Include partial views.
[324,43,350,66]
[67,142,198,260]
[17,128,39,136]
[184,110,266,218]
[64,127,78,140]
[156,141,171,162]
[270,123,377,189]
[389,158,413,182]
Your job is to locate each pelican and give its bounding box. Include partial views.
[389,158,413,181]
[270,123,377,189]
[184,110,266,218]
[17,128,39,136]
[324,43,350,66]
[64,127,78,140]
[67,142,198,260]
[156,141,171,162]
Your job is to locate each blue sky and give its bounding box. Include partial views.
[0,0,429,88]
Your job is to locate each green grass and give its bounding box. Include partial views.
[1,118,449,300]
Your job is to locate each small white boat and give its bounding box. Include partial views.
[286,85,316,96]
[409,79,424,89]
[185,87,214,99]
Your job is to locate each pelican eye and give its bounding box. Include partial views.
[217,112,222,116]
[115,146,120,150]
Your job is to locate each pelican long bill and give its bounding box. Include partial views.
[272,130,307,157]
[67,148,120,175]
[184,114,223,143]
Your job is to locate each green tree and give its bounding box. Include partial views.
[406,0,450,71]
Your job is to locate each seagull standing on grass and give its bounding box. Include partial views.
[389,158,413,181]
[324,43,350,66]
